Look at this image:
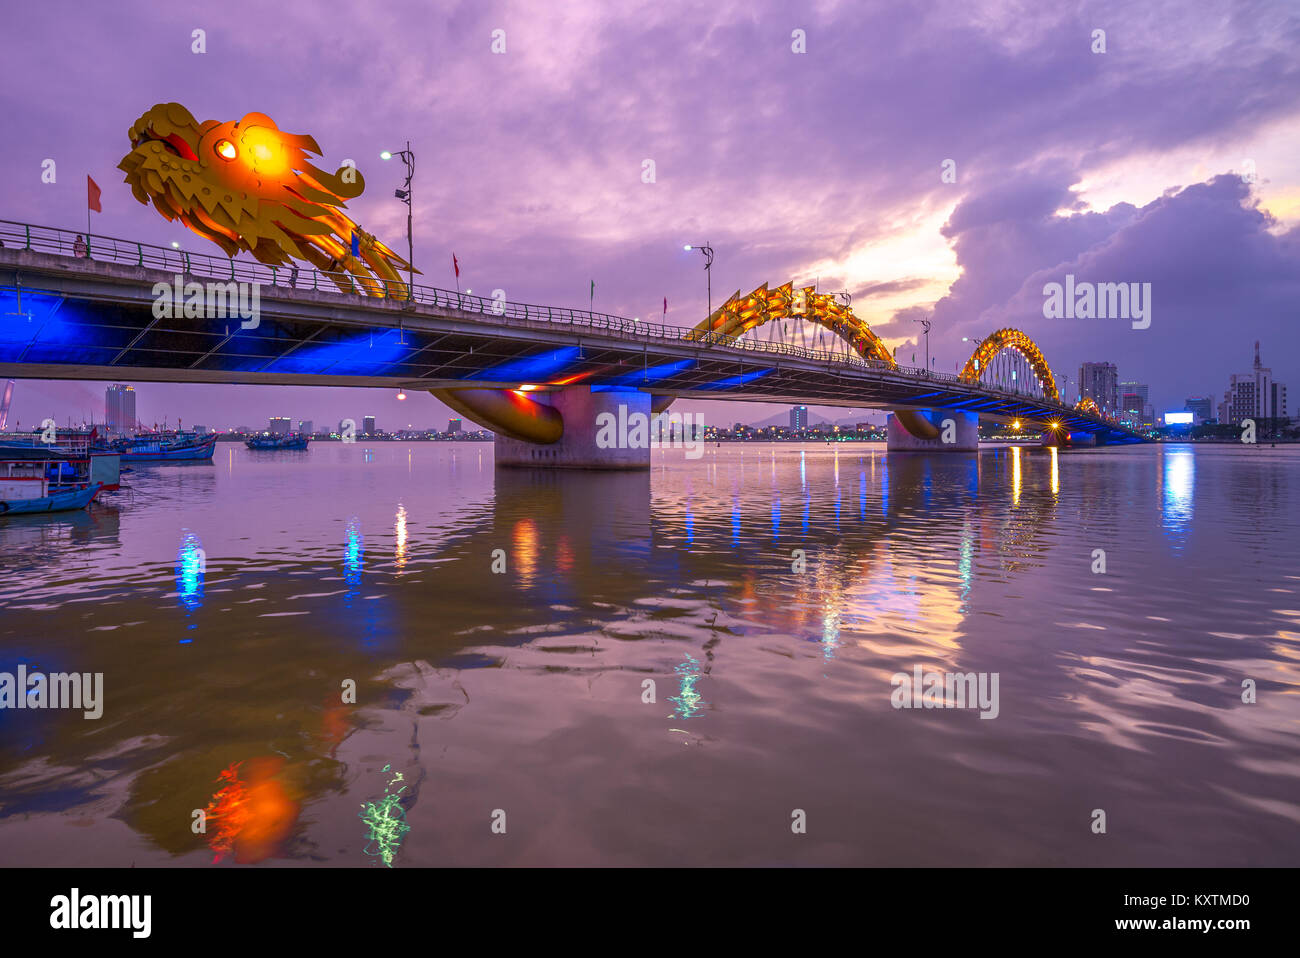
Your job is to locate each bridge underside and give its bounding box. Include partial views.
[0,250,1145,446]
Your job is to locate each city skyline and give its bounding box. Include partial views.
[4,333,1282,436]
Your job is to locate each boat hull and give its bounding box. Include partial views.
[0,483,102,515]
[119,436,217,461]
[245,438,310,451]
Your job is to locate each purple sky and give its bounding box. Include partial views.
[3,0,1298,430]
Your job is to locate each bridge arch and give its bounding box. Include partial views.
[959,329,1059,403]
[687,282,895,366]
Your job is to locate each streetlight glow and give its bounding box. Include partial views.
[380,151,392,160]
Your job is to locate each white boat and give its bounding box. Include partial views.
[0,434,118,516]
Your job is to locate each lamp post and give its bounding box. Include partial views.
[914,315,932,374]
[381,142,415,301]
[1058,372,1075,406]
[684,243,714,320]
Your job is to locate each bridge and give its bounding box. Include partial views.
[0,219,1145,467]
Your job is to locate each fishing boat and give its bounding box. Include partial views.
[245,434,310,451]
[0,481,102,515]
[106,431,217,462]
[0,436,118,515]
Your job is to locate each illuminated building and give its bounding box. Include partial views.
[1079,362,1119,414]
[105,384,136,435]
[1217,341,1287,425]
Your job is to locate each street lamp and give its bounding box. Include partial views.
[382,142,415,301]
[684,243,714,319]
[913,315,932,374]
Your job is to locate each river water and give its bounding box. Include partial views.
[0,441,1296,866]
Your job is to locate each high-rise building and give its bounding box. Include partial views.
[269,417,292,436]
[447,418,462,433]
[1184,397,1213,423]
[105,384,136,434]
[1120,381,1148,410]
[298,420,313,436]
[790,405,808,430]
[363,415,376,435]
[1079,362,1119,413]
[1119,382,1154,426]
[1218,341,1288,425]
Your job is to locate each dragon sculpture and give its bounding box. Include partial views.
[118,102,414,296]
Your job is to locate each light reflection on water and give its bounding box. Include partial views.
[175,531,204,629]
[1162,445,1196,544]
[0,441,1297,867]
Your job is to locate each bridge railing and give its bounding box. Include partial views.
[1,217,1100,419]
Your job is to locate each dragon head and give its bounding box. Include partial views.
[119,103,412,293]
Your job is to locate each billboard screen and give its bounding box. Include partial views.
[1164,411,1194,425]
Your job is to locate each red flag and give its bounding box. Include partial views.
[453,254,459,278]
[87,175,102,213]
[663,296,668,315]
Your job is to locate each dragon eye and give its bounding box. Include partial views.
[214,139,237,160]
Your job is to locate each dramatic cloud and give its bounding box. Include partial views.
[895,173,1300,408]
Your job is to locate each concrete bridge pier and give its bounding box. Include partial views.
[493,387,654,470]
[887,409,979,452]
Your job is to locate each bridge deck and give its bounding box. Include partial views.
[0,223,1145,442]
